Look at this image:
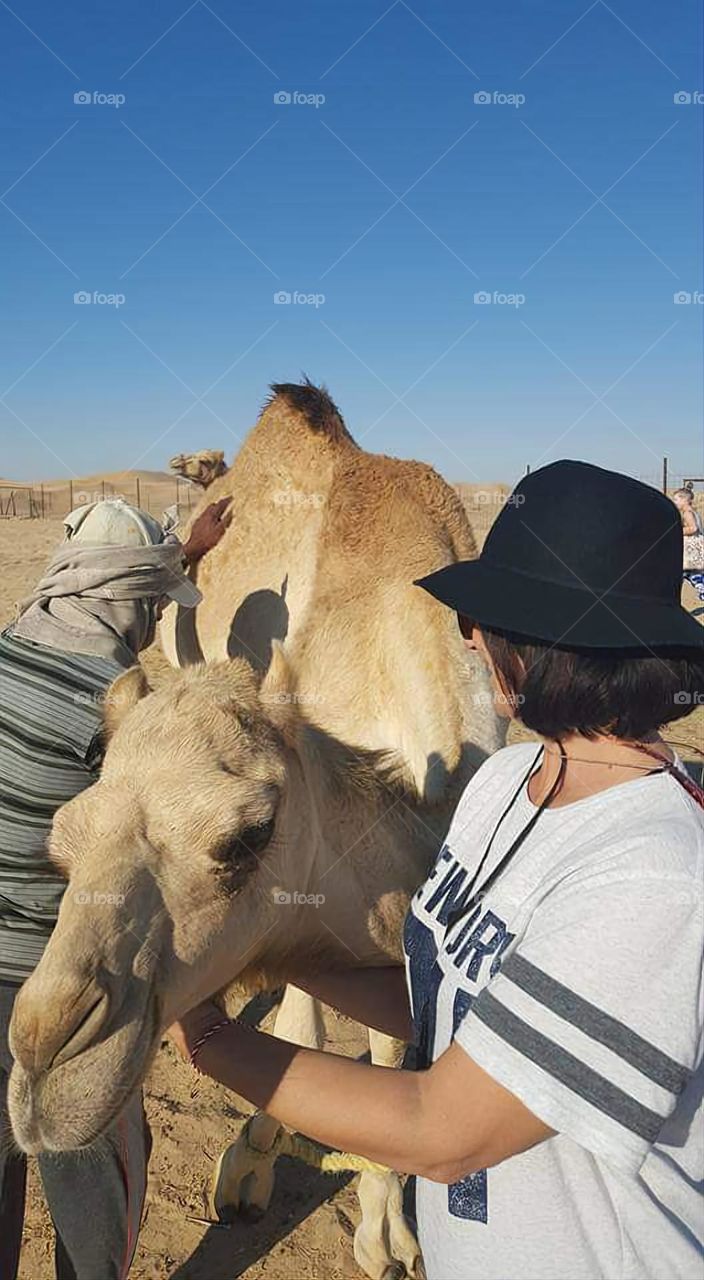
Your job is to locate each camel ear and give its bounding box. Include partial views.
[103,665,151,739]
[259,642,298,743]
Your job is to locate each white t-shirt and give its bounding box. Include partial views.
[404,742,704,1280]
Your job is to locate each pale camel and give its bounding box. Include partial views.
[170,448,228,488]
[9,382,504,1280]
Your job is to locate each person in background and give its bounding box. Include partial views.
[673,486,704,603]
[170,463,703,1280]
[0,495,228,1280]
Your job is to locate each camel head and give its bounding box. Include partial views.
[8,652,297,1154]
[170,448,228,488]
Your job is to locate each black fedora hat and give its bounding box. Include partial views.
[417,460,704,652]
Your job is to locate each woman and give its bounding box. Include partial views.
[171,461,704,1280]
[0,494,228,1280]
[673,486,704,602]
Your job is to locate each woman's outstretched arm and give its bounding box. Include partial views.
[170,1004,551,1183]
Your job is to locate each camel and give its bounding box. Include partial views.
[170,448,228,488]
[9,382,504,1280]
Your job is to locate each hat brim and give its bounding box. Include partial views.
[416,560,704,652]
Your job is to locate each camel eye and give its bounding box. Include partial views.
[212,817,276,895]
[238,817,276,857]
[213,817,276,866]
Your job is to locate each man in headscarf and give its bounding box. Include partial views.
[0,494,229,1280]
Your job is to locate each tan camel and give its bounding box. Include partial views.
[169,447,228,488]
[9,382,504,1280]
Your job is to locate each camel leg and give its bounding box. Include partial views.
[353,1030,423,1280]
[209,984,325,1219]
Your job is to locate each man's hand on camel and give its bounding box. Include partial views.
[182,497,232,565]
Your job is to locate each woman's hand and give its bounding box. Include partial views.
[167,998,224,1062]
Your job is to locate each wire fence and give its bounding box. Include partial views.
[0,485,37,519]
[2,460,702,549]
[0,477,197,521]
[456,468,704,550]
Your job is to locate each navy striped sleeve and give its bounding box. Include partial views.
[454,874,702,1174]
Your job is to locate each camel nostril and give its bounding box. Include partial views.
[50,991,111,1070]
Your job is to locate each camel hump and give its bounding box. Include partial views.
[169,450,228,488]
[263,379,356,448]
[324,452,477,564]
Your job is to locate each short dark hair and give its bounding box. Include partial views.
[482,630,704,740]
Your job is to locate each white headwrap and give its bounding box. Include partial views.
[12,500,201,667]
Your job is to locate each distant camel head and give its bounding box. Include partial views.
[170,449,228,488]
[9,652,298,1154]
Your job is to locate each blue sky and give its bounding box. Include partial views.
[0,0,702,488]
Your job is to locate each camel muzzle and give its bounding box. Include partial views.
[8,978,161,1154]
[10,977,110,1078]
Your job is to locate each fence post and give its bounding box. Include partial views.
[40,484,45,519]
[136,476,141,508]
[662,457,668,494]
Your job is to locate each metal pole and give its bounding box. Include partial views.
[525,464,530,475]
[101,479,105,499]
[136,476,141,508]
[662,457,668,494]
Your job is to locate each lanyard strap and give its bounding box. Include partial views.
[636,743,704,809]
[444,741,703,941]
[445,745,547,935]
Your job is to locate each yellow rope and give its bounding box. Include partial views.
[243,1119,389,1177]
